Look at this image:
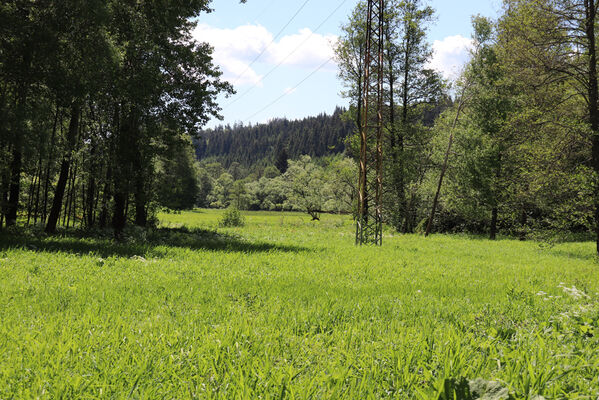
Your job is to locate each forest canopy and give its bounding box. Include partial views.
[0,0,230,236]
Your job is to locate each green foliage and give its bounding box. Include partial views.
[336,0,446,233]
[209,172,234,208]
[155,135,201,211]
[218,206,245,227]
[194,107,353,168]
[262,165,281,179]
[283,155,327,220]
[1,210,598,397]
[436,377,514,400]
[423,4,596,239]
[274,147,289,174]
[0,0,231,233]
[202,155,355,217]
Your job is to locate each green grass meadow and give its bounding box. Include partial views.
[1,210,598,398]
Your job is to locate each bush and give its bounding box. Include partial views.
[219,207,245,227]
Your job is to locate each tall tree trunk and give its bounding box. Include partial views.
[519,208,527,241]
[489,153,502,240]
[86,139,97,228]
[62,163,72,228]
[5,146,22,226]
[134,179,147,226]
[99,165,112,228]
[86,175,96,228]
[425,91,467,237]
[489,207,498,240]
[385,22,402,233]
[112,190,127,238]
[1,144,11,229]
[66,160,78,228]
[112,105,136,238]
[133,144,147,227]
[356,57,363,134]
[398,41,410,233]
[585,0,599,254]
[26,161,39,225]
[5,90,25,227]
[41,108,60,224]
[45,103,81,233]
[33,150,43,224]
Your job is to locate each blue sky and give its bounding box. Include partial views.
[195,0,502,128]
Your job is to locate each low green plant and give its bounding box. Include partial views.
[219,206,245,227]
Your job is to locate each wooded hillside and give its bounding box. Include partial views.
[194,107,355,167]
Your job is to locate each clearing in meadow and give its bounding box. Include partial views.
[0,209,598,398]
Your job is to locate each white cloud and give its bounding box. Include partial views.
[284,87,297,95]
[428,35,473,80]
[268,28,337,69]
[193,23,337,87]
[194,23,271,86]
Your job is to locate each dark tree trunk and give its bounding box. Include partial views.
[112,105,137,238]
[355,43,364,135]
[489,152,502,240]
[133,144,147,227]
[585,0,599,254]
[66,160,78,228]
[308,209,321,221]
[385,21,403,233]
[134,178,147,227]
[403,192,415,233]
[45,103,81,233]
[397,42,410,234]
[489,207,498,240]
[33,151,43,224]
[86,138,97,228]
[1,144,12,229]
[27,144,44,225]
[41,108,60,224]
[62,163,72,228]
[519,209,527,241]
[99,165,112,228]
[5,55,31,227]
[5,147,22,226]
[26,160,39,225]
[93,180,100,226]
[112,190,127,238]
[86,176,96,228]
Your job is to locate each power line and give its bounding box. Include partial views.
[243,56,333,123]
[253,0,278,22]
[225,0,348,110]
[231,0,311,86]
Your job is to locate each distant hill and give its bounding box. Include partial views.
[194,107,355,167]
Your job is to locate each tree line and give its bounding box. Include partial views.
[194,107,355,168]
[186,155,355,221]
[0,0,231,237]
[3,0,597,251]
[333,0,599,249]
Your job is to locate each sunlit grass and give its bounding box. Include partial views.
[0,209,598,398]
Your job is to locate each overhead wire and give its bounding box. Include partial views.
[224,0,348,110]
[230,0,311,86]
[252,0,278,22]
[243,56,334,123]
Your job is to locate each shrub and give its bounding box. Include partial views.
[219,207,245,227]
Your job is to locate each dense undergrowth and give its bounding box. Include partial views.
[0,209,598,398]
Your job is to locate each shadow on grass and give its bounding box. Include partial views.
[0,226,308,259]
